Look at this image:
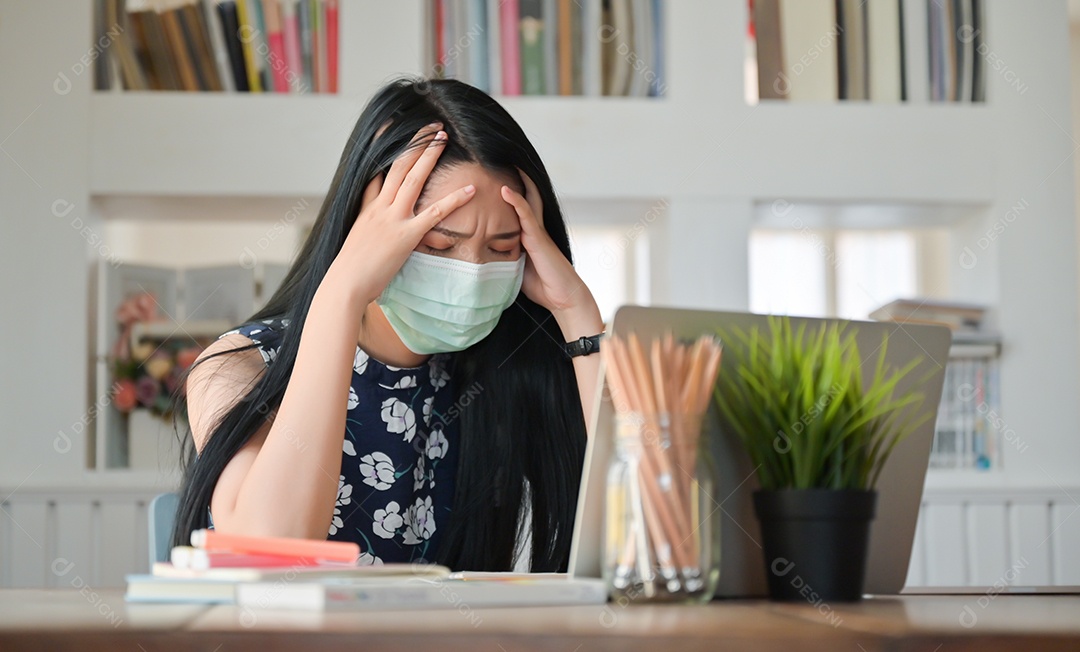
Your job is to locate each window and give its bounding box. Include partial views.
[750,228,920,319]
[567,225,647,323]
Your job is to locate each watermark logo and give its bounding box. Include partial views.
[770,557,843,627]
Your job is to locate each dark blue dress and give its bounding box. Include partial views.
[216,317,460,566]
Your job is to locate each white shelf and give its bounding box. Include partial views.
[922,469,1076,498]
[89,93,360,197]
[90,92,998,204]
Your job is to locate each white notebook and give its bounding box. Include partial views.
[236,574,608,611]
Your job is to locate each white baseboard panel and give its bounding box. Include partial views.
[3,484,1078,589]
[906,487,1080,587]
[0,486,166,589]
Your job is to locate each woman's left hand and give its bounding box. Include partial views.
[502,169,604,427]
[501,169,598,319]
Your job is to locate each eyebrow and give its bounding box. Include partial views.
[431,226,521,240]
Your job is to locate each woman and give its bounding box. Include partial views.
[171,76,605,573]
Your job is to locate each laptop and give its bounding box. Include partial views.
[568,305,954,598]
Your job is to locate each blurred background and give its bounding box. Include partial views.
[1,0,1078,590]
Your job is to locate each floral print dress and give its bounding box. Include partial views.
[216,317,460,565]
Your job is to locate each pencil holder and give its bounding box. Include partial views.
[603,410,720,603]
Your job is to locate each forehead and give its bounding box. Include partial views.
[418,163,521,232]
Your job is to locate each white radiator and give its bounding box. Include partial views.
[906,486,1080,587]
[0,486,164,589]
[3,484,1078,589]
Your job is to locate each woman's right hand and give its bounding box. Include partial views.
[322,121,476,305]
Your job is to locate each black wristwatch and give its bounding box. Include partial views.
[565,333,603,358]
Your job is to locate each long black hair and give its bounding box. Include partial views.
[170,76,588,572]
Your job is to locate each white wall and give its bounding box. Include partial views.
[0,1,95,484]
[985,3,1080,486]
[1072,19,1080,388]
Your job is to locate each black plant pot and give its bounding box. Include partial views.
[752,489,877,602]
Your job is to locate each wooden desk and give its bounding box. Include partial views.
[0,589,1078,651]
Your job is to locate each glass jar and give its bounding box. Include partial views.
[603,410,720,603]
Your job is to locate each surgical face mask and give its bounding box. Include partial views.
[375,251,526,354]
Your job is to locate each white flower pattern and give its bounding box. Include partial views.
[380,397,417,442]
[422,396,434,427]
[359,552,383,566]
[402,496,436,545]
[429,357,449,389]
[379,375,417,391]
[359,451,396,491]
[413,455,426,491]
[373,501,403,539]
[328,475,352,536]
[354,348,369,375]
[426,427,448,460]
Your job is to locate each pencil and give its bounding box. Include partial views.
[601,331,723,594]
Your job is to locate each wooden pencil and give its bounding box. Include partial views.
[601,331,723,590]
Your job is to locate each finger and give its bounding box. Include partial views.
[392,128,448,212]
[382,122,443,198]
[517,168,545,230]
[413,184,476,232]
[361,173,383,209]
[501,185,542,238]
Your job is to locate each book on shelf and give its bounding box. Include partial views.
[869,297,1002,472]
[867,0,902,102]
[748,0,985,103]
[780,0,837,101]
[95,0,339,94]
[901,0,930,102]
[932,351,1002,471]
[752,0,785,100]
[429,0,665,97]
[837,0,868,100]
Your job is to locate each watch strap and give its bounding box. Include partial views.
[565,333,602,358]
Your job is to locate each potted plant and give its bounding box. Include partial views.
[713,315,935,602]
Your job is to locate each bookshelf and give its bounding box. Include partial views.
[4,1,1079,500]
[748,0,989,104]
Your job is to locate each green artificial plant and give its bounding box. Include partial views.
[713,315,938,491]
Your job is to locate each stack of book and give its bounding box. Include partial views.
[126,529,607,610]
[869,297,990,333]
[94,0,339,93]
[933,346,1002,470]
[750,0,986,102]
[870,298,1003,470]
[429,0,666,97]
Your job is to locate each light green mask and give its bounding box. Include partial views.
[376,251,526,354]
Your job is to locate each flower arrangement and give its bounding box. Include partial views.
[109,292,204,419]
